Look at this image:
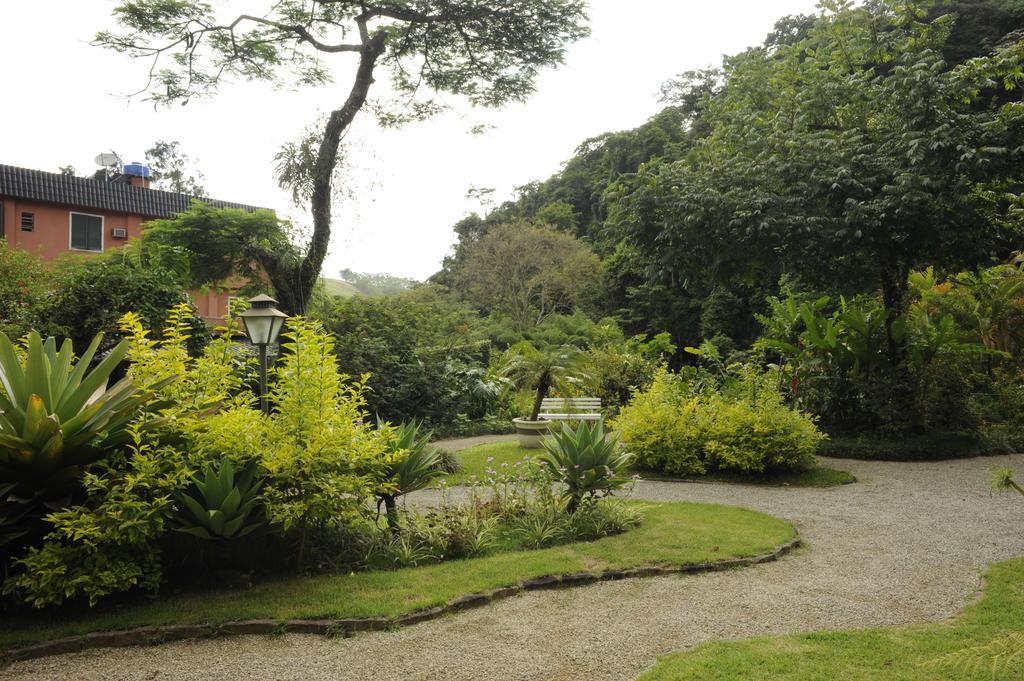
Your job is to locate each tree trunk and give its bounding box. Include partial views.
[264,32,387,315]
[530,373,551,421]
[296,519,309,571]
[382,494,399,533]
[879,259,916,431]
[880,261,909,368]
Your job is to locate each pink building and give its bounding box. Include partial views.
[0,163,270,323]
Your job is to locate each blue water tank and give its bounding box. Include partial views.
[123,162,152,178]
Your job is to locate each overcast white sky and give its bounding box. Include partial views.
[0,1,820,280]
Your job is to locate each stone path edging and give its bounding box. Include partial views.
[2,536,801,664]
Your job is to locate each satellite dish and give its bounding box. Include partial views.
[94,152,121,167]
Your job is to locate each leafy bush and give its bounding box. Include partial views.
[613,368,822,477]
[700,393,821,474]
[318,289,501,426]
[0,240,49,339]
[757,266,1024,445]
[261,317,385,568]
[6,311,384,606]
[119,304,251,415]
[610,369,707,476]
[42,248,205,354]
[6,424,189,606]
[581,332,675,416]
[4,307,255,608]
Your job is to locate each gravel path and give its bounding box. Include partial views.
[6,453,1024,681]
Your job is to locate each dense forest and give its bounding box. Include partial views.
[435,0,1024,355]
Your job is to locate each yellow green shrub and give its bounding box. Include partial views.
[613,368,823,477]
[702,394,822,473]
[611,369,706,476]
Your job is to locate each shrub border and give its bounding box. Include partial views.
[3,535,800,664]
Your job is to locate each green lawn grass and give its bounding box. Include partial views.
[0,501,793,651]
[640,557,1024,681]
[442,441,533,485]
[320,277,361,297]
[444,442,855,488]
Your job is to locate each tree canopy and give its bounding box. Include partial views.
[452,222,604,332]
[145,140,206,196]
[98,0,590,314]
[142,202,297,296]
[613,0,1024,361]
[436,0,1024,358]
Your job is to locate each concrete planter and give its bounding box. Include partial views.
[512,417,552,449]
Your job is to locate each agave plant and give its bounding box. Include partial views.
[376,418,443,531]
[539,421,633,512]
[172,459,266,540]
[0,331,165,547]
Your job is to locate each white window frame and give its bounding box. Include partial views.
[68,211,105,253]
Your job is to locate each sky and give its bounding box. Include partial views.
[0,0,821,281]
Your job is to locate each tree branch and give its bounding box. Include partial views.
[230,14,362,52]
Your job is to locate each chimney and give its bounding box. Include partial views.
[122,162,152,189]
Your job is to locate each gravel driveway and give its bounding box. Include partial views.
[6,453,1024,681]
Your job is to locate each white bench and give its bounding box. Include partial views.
[539,397,603,424]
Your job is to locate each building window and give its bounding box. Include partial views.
[20,212,34,231]
[69,212,103,252]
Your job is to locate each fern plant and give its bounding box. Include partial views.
[923,631,1024,678]
[497,342,586,421]
[922,470,1024,677]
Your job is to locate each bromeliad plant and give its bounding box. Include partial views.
[172,460,266,540]
[0,331,165,546]
[375,418,443,532]
[540,421,633,512]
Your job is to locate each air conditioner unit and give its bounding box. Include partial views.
[111,228,128,239]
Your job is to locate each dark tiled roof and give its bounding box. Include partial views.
[0,164,270,218]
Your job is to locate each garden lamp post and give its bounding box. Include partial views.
[240,294,287,415]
